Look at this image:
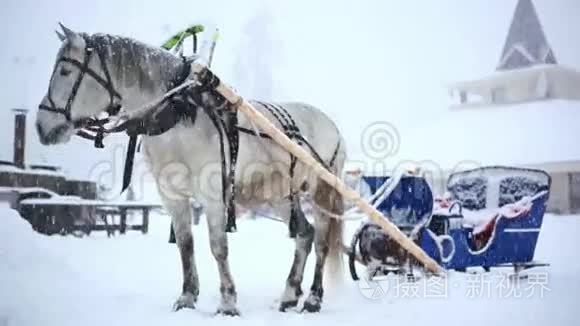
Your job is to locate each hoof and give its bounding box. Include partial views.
[301,294,322,313]
[301,301,321,313]
[279,300,299,312]
[216,307,240,317]
[172,293,197,311]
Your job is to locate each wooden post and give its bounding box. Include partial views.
[192,64,444,275]
[142,208,149,234]
[120,208,127,234]
[207,29,219,67]
[12,108,27,169]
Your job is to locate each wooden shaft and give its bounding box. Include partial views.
[192,64,444,275]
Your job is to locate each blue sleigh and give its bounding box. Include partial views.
[360,166,551,274]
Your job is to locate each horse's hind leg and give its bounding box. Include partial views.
[279,198,314,312]
[302,216,330,312]
[205,203,239,316]
[163,198,199,311]
[303,182,344,313]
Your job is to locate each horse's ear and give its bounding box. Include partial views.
[59,22,76,38]
[55,30,66,42]
[58,22,84,49]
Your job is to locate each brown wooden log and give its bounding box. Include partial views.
[191,64,444,275]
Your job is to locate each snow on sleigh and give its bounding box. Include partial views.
[348,166,551,280]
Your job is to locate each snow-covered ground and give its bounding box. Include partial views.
[0,205,577,326]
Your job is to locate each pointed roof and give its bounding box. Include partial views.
[497,0,557,71]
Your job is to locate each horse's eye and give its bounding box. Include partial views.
[60,67,72,77]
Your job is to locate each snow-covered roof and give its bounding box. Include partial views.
[394,99,580,170]
[448,64,580,94]
[19,197,160,207]
[0,164,65,177]
[0,186,59,197]
[19,197,100,205]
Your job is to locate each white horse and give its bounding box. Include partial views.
[36,24,346,315]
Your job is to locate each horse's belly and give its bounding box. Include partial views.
[234,138,315,206]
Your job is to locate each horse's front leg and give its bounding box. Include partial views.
[163,198,199,311]
[279,197,314,312]
[206,203,239,316]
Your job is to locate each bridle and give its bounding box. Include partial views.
[38,36,123,146]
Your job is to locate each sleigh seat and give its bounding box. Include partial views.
[433,195,532,251]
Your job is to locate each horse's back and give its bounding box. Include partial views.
[245,100,345,166]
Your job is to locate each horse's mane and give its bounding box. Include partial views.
[86,33,184,93]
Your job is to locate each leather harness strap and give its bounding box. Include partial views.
[255,101,302,237]
[119,57,193,193]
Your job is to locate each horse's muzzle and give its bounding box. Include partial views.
[36,120,72,145]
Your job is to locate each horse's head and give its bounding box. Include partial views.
[36,23,121,145]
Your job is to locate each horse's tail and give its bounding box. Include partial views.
[327,202,344,285]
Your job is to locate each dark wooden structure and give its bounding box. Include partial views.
[96,203,160,235]
[1,108,162,238]
[18,200,161,237]
[1,109,97,200]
